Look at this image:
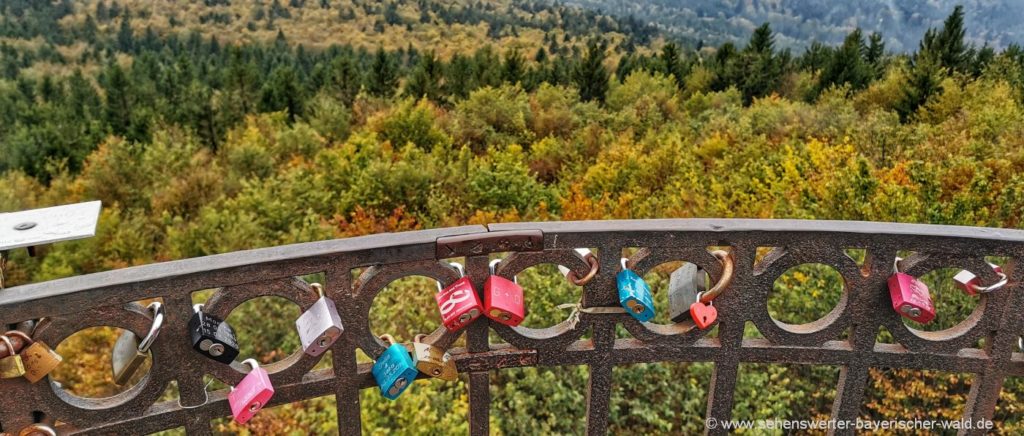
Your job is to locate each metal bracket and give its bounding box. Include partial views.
[435,230,544,258]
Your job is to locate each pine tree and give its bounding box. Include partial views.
[117,16,134,52]
[898,49,943,121]
[502,49,525,84]
[260,65,303,121]
[865,32,885,79]
[102,62,132,136]
[573,39,609,103]
[818,28,871,94]
[329,55,362,105]
[367,47,399,98]
[404,51,443,101]
[660,42,684,85]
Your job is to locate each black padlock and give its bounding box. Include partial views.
[668,263,706,323]
[189,303,239,364]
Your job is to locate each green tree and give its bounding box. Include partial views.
[573,39,609,103]
[368,47,399,98]
[817,29,871,94]
[405,51,444,102]
[260,65,304,121]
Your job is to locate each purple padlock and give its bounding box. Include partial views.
[229,359,275,424]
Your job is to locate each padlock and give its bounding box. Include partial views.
[689,292,718,330]
[409,334,457,381]
[0,335,25,379]
[953,263,1006,295]
[372,334,419,400]
[483,259,525,327]
[888,258,935,324]
[228,359,275,424]
[435,262,484,332]
[188,303,240,364]
[112,302,164,385]
[5,331,61,383]
[668,263,706,323]
[295,283,344,357]
[617,258,655,322]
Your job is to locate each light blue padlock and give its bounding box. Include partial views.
[617,258,655,322]
[372,334,419,400]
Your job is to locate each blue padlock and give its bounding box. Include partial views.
[372,334,419,400]
[617,258,655,322]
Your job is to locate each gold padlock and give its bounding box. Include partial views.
[409,334,458,381]
[6,331,62,383]
[0,335,26,379]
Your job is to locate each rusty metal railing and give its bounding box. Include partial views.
[1,219,1023,435]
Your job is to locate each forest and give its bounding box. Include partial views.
[2,0,1024,434]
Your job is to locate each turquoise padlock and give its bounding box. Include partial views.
[372,334,419,400]
[617,258,655,322]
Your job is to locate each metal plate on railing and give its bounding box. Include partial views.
[0,201,102,251]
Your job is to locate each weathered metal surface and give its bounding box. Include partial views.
[435,229,544,258]
[0,219,1022,436]
[0,201,101,251]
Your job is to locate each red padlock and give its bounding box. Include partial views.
[435,262,484,332]
[229,359,275,424]
[888,258,935,324]
[953,263,1006,295]
[484,259,525,326]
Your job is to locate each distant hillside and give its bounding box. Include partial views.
[0,0,661,61]
[563,0,1024,51]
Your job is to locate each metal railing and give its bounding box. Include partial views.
[0,219,1022,435]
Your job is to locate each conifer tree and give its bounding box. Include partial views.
[367,47,399,97]
[573,39,609,103]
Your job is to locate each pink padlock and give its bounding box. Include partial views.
[888,258,935,324]
[953,263,1007,295]
[229,359,275,424]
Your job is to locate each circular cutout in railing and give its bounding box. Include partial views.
[224,296,302,365]
[368,275,447,345]
[902,268,981,332]
[50,326,151,398]
[640,261,711,326]
[512,263,585,330]
[768,263,844,326]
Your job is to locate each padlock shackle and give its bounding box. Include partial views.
[193,303,204,313]
[436,262,466,292]
[414,333,427,344]
[449,262,465,277]
[489,258,518,284]
[0,335,13,358]
[241,358,260,371]
[138,302,165,353]
[310,283,325,298]
[699,250,736,304]
[968,271,1009,294]
[379,334,397,347]
[19,424,57,436]
[4,330,32,346]
[620,257,629,270]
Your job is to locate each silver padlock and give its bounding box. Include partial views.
[112,302,164,385]
[668,263,706,323]
[295,283,344,356]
